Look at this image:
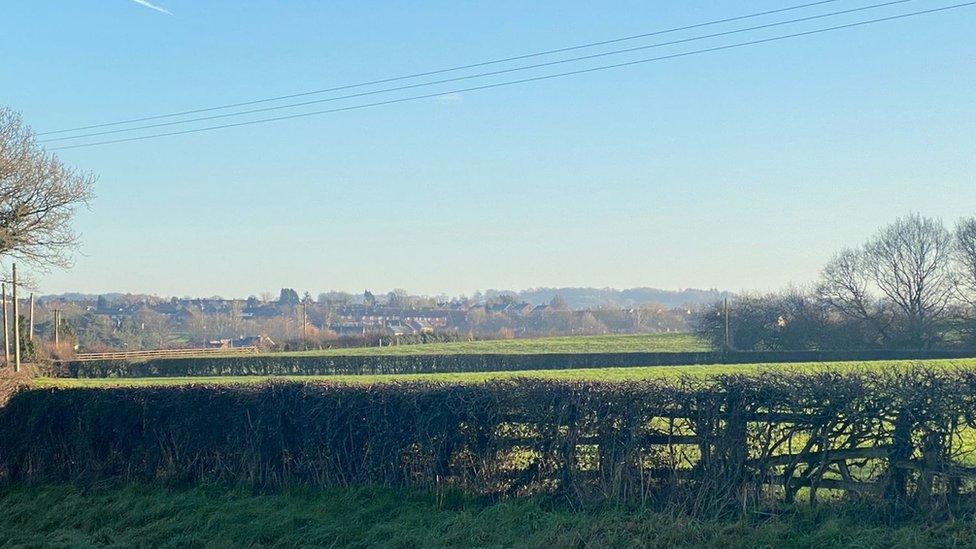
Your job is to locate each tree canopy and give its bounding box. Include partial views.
[0,108,94,270]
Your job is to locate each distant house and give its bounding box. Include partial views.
[333,322,367,337]
[207,335,273,349]
[531,304,552,315]
[242,305,280,319]
[236,335,274,347]
[386,323,412,336]
[406,319,433,333]
[488,302,534,316]
[401,309,450,327]
[151,302,183,316]
[207,338,233,349]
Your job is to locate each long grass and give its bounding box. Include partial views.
[35,358,976,388]
[0,483,973,548]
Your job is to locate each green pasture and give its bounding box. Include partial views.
[274,332,706,357]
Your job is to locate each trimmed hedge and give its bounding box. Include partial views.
[54,349,976,378]
[3,368,976,514]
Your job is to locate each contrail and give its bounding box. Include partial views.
[128,0,172,15]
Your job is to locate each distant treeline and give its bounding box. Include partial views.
[697,214,976,351]
[484,287,730,310]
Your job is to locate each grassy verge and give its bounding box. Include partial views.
[35,358,976,388]
[0,483,973,548]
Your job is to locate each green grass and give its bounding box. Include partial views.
[275,332,707,357]
[0,483,973,548]
[35,358,976,388]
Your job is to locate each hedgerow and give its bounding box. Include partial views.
[52,349,976,378]
[4,367,976,516]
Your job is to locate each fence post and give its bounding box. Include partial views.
[12,264,19,372]
[886,408,913,504]
[695,385,749,512]
[559,400,579,497]
[915,430,942,510]
[723,389,749,510]
[1,284,7,366]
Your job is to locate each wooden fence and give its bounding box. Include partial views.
[67,346,258,362]
[483,404,976,508]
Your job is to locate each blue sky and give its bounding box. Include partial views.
[3,1,974,298]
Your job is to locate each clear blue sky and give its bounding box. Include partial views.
[3,1,974,298]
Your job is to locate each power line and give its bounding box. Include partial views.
[49,2,976,152]
[50,3,970,151]
[40,0,916,144]
[39,0,844,136]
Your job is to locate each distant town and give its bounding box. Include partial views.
[29,287,727,354]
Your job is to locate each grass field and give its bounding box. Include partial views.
[35,358,976,388]
[275,332,707,357]
[0,483,973,548]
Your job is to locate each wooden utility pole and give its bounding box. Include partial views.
[12,264,20,372]
[29,293,34,340]
[1,283,8,366]
[301,301,308,350]
[723,297,731,352]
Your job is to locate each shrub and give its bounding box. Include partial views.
[55,349,976,378]
[3,368,976,516]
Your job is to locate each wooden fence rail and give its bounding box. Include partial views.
[484,411,976,507]
[66,346,258,362]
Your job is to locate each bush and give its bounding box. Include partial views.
[53,349,976,378]
[4,368,976,515]
[0,367,32,407]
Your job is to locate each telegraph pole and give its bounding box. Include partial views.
[302,301,308,350]
[723,297,731,352]
[1,283,8,366]
[12,264,20,372]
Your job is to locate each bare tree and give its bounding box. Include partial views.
[0,108,94,270]
[865,214,954,348]
[816,247,889,344]
[955,217,976,306]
